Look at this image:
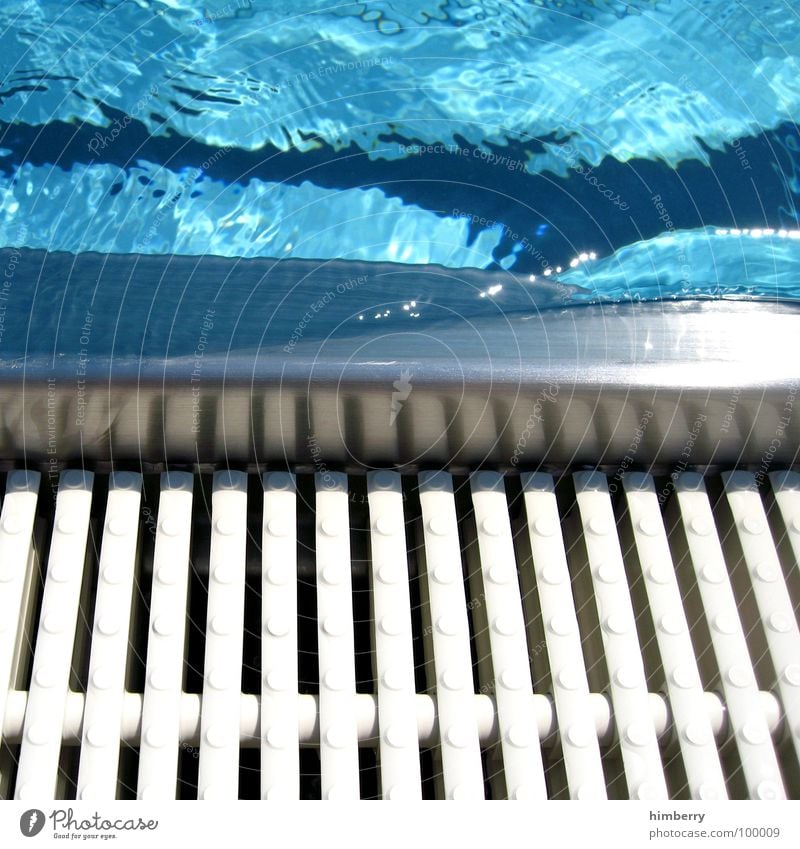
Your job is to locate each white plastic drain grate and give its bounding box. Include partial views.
[0,467,798,800]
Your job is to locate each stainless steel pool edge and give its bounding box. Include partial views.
[1,300,798,468]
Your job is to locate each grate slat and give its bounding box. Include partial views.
[137,472,194,799]
[418,471,484,800]
[0,471,41,760]
[366,471,422,799]
[315,472,360,799]
[77,472,142,800]
[261,471,300,800]
[197,471,248,799]
[15,471,93,799]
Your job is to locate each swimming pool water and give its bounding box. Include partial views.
[1,0,800,345]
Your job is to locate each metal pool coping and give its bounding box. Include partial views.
[0,298,797,470]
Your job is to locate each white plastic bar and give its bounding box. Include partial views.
[770,470,800,566]
[260,471,299,800]
[0,471,40,751]
[2,688,786,749]
[521,472,606,800]
[77,472,142,801]
[315,472,360,799]
[573,471,668,800]
[367,471,422,800]
[418,471,484,800]
[674,472,785,799]
[137,472,194,800]
[15,470,94,800]
[470,471,546,800]
[198,470,248,800]
[723,471,800,768]
[623,473,727,800]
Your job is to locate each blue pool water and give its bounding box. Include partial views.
[1,0,800,360]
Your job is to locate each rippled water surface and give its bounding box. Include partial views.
[1,0,800,324]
